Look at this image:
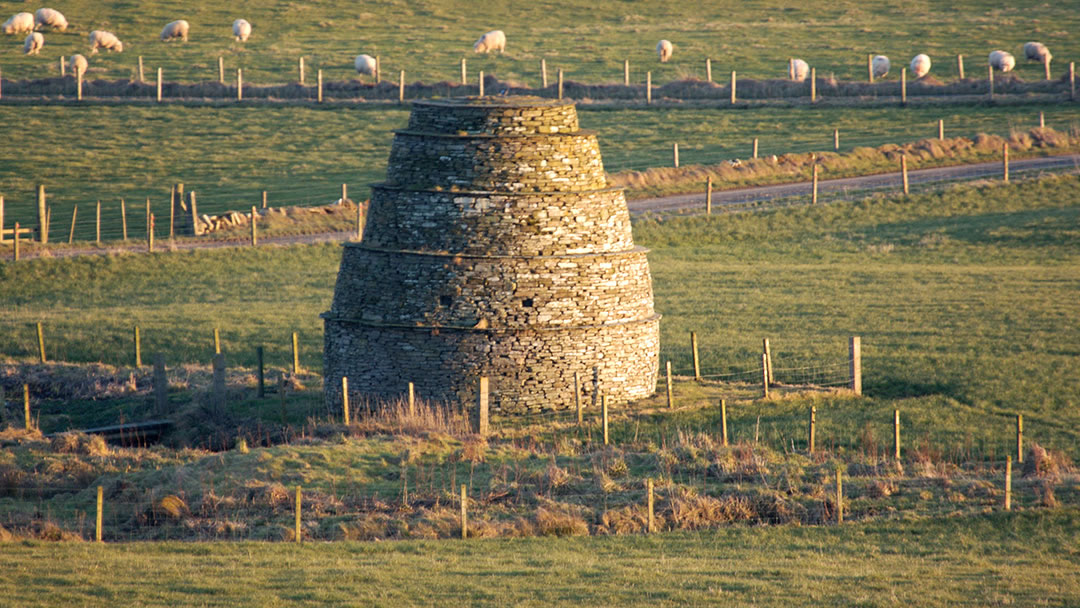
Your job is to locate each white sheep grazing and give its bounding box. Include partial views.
[910,54,932,78]
[161,20,189,42]
[872,55,890,78]
[1023,42,1051,65]
[69,54,88,77]
[34,8,67,31]
[89,30,123,54]
[473,30,506,54]
[355,54,376,76]
[3,12,35,35]
[23,32,43,55]
[656,39,673,63]
[789,58,810,82]
[989,50,1015,72]
[233,19,252,42]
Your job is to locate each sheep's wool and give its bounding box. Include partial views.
[323,96,659,413]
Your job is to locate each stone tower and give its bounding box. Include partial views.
[322,96,659,413]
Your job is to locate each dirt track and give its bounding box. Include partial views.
[9,154,1078,261]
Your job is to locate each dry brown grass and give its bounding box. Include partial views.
[535,507,590,536]
[1023,443,1074,480]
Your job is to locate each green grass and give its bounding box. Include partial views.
[1,0,1078,87]
[3,102,1079,241]
[1,510,1078,606]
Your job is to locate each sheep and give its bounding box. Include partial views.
[2,12,35,35]
[989,50,1015,72]
[34,8,67,31]
[1023,42,1051,65]
[89,30,123,54]
[233,19,251,42]
[355,54,376,76]
[656,39,673,63]
[161,20,189,42]
[23,32,43,55]
[789,58,810,82]
[872,55,890,78]
[473,30,505,54]
[910,54,931,78]
[69,54,88,77]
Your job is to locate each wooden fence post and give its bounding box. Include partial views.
[213,327,221,355]
[894,409,901,460]
[789,57,795,81]
[1002,144,1009,183]
[705,176,713,215]
[1039,111,1045,129]
[250,206,257,246]
[938,119,944,140]
[76,69,83,101]
[810,67,816,102]
[13,222,19,261]
[867,53,874,83]
[137,56,144,83]
[407,381,415,417]
[988,64,994,99]
[375,56,380,84]
[574,371,582,425]
[68,205,78,244]
[691,331,701,380]
[95,201,101,243]
[752,137,758,159]
[156,67,162,103]
[558,69,564,100]
[720,399,729,447]
[342,376,350,425]
[295,485,302,543]
[37,184,47,243]
[705,57,712,82]
[460,57,466,86]
[623,59,629,86]
[646,478,655,533]
[256,346,265,398]
[262,191,267,209]
[298,57,305,85]
[23,384,31,430]
[236,68,243,101]
[399,70,405,104]
[646,71,651,104]
[602,395,609,446]
[96,485,103,542]
[1004,456,1012,511]
[1016,414,1023,463]
[730,70,737,104]
[317,69,323,103]
[148,214,154,252]
[833,128,839,152]
[134,325,142,367]
[153,354,167,415]
[836,469,844,523]
[292,332,300,374]
[1044,57,1051,81]
[849,336,862,395]
[218,56,224,84]
[1071,62,1076,101]
[476,376,489,436]
[901,154,909,194]
[808,406,816,454]
[672,143,679,168]
[478,70,484,97]
[900,68,907,106]
[761,353,769,399]
[812,163,819,204]
[460,484,468,539]
[957,54,965,80]
[763,337,773,384]
[540,59,548,88]
[36,322,46,363]
[665,361,673,409]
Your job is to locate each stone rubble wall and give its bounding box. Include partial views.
[362,185,634,256]
[407,98,580,136]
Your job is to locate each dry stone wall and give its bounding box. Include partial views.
[323,96,659,413]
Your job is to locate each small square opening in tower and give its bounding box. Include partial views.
[522,298,534,307]
[439,295,453,307]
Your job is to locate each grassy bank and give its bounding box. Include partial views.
[0,510,1078,606]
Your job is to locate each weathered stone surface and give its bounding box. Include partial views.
[323,96,659,413]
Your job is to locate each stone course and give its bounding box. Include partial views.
[323,96,659,413]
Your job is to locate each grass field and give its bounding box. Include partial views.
[1,0,1078,87]
[0,510,1077,606]
[2,102,1078,241]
